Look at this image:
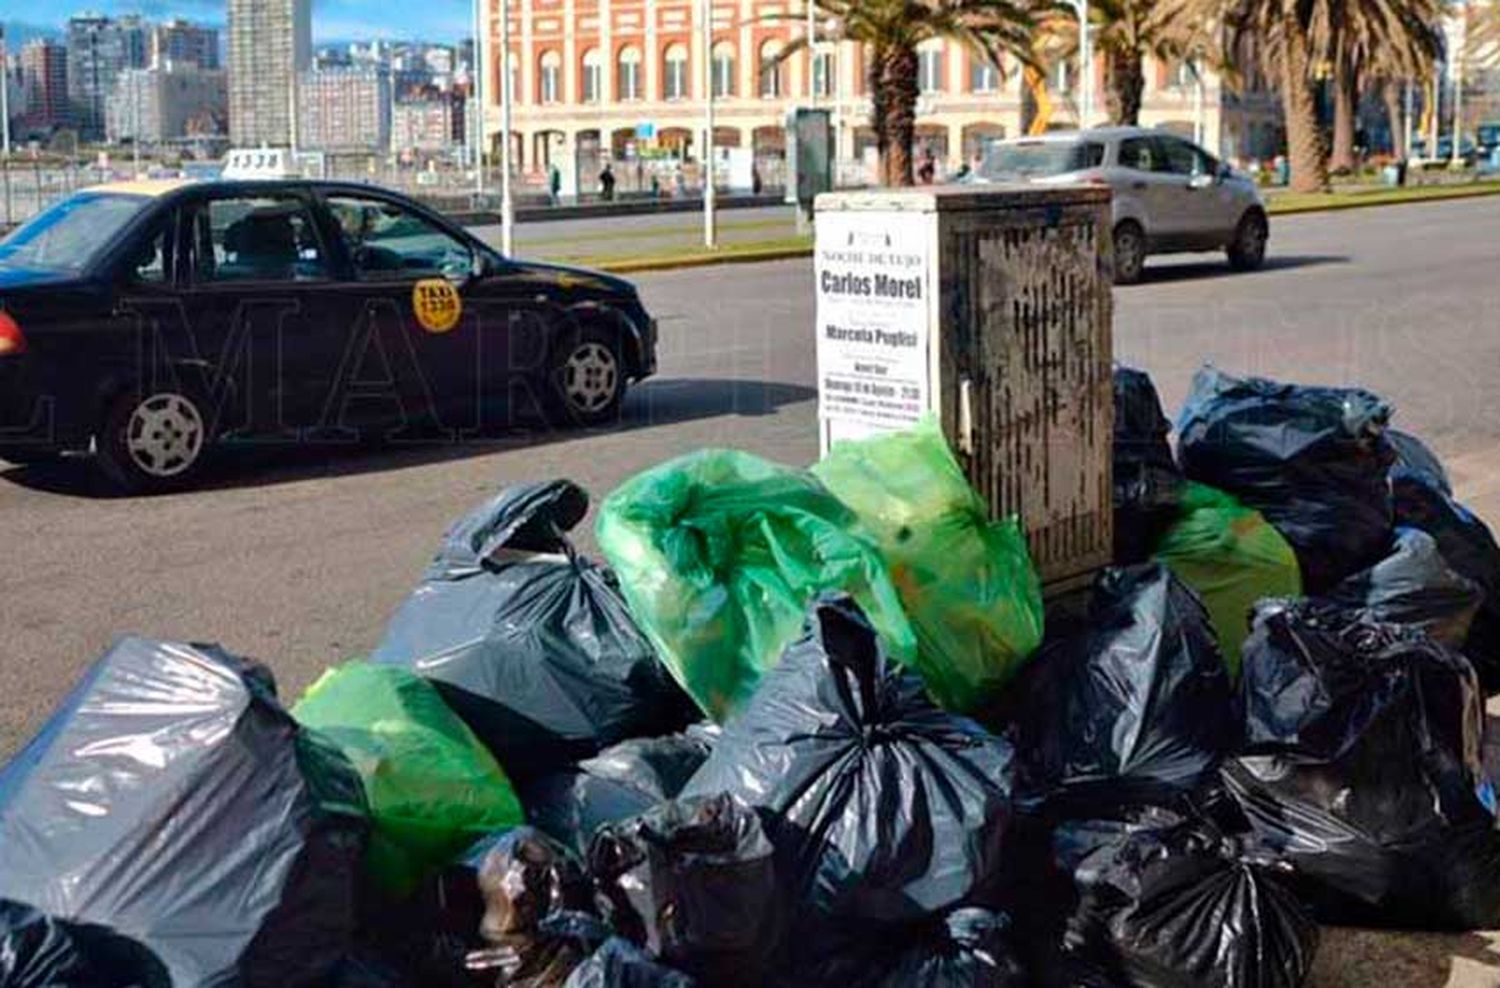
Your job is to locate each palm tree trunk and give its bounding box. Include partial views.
[874,44,919,186]
[1382,78,1405,159]
[1104,49,1145,126]
[1330,53,1358,173]
[869,43,893,185]
[1279,15,1330,193]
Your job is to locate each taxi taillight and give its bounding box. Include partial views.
[0,311,24,356]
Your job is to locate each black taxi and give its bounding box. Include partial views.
[0,178,658,491]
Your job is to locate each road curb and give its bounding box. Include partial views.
[594,244,815,274]
[582,183,1500,274]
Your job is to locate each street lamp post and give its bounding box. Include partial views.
[1074,0,1092,127]
[1403,79,1414,161]
[1450,4,1465,167]
[498,0,516,256]
[133,73,141,177]
[702,0,717,248]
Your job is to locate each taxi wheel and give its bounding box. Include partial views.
[97,388,213,493]
[546,326,626,427]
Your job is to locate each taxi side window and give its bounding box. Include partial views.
[190,196,329,283]
[128,223,170,284]
[326,195,473,282]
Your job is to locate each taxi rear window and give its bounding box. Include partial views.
[0,193,150,273]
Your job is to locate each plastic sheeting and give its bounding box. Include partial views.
[0,637,368,987]
[1176,366,1395,593]
[1223,598,1500,929]
[682,595,1014,968]
[1153,482,1303,679]
[1014,565,1236,816]
[596,451,917,721]
[292,663,526,896]
[1113,367,1187,566]
[812,417,1044,713]
[589,792,781,986]
[372,480,697,778]
[0,900,169,987]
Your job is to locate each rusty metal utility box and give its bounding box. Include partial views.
[814,185,1114,591]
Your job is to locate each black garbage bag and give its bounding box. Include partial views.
[0,899,170,988]
[1393,468,1500,692]
[1222,598,1500,929]
[1113,367,1185,565]
[348,851,492,988]
[1325,526,1482,648]
[1013,565,1236,816]
[1388,428,1452,493]
[791,908,1028,988]
[1063,818,1318,988]
[564,935,697,988]
[681,595,1015,967]
[588,792,780,986]
[463,826,596,987]
[371,480,698,779]
[1175,366,1395,593]
[523,728,718,856]
[0,637,367,988]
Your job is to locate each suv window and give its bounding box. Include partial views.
[189,196,329,283]
[1117,137,1159,172]
[325,195,473,282]
[980,140,1104,179]
[1156,136,1212,177]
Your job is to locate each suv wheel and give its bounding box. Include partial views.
[97,388,213,493]
[545,326,626,427]
[1227,211,1268,271]
[1112,222,1147,285]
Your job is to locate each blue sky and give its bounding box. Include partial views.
[0,0,474,45]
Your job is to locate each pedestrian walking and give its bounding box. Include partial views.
[548,163,562,206]
[599,162,616,202]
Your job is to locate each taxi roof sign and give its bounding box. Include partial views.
[222,148,299,180]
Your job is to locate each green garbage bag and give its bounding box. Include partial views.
[1152,482,1303,678]
[293,664,525,896]
[596,449,918,721]
[812,418,1044,712]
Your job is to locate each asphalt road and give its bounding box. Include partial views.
[2,196,1500,760]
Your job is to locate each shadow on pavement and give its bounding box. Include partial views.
[0,377,816,499]
[1136,254,1350,285]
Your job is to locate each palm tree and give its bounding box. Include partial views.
[1045,0,1208,126]
[1326,0,1441,172]
[1155,0,1331,190]
[776,1,1037,185]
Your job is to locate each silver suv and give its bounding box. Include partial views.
[975,127,1268,284]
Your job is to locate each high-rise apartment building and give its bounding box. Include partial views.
[67,13,145,139]
[152,19,221,71]
[228,0,312,146]
[19,39,69,133]
[298,67,391,152]
[107,63,227,143]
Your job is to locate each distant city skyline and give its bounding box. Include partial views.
[0,0,472,46]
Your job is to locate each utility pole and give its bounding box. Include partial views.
[702,0,717,247]
[133,72,142,176]
[1403,80,1414,161]
[1191,59,1204,148]
[806,0,817,108]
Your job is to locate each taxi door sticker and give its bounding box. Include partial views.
[412,278,462,334]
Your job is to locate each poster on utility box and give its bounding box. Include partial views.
[815,210,932,452]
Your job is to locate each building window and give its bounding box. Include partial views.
[918,42,944,94]
[712,41,736,98]
[759,40,783,99]
[540,50,561,104]
[582,47,602,103]
[812,50,834,98]
[618,46,642,100]
[664,43,689,100]
[970,57,999,93]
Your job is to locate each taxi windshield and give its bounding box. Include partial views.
[0,192,150,273]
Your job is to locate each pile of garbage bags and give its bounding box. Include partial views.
[8,363,1500,987]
